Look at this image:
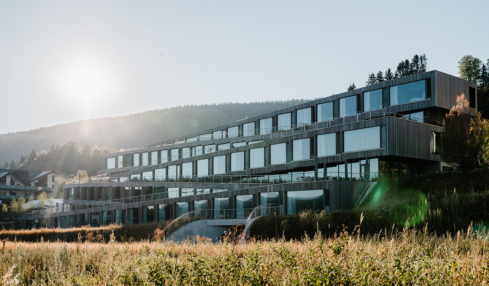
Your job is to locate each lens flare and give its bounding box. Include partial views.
[392,190,429,227]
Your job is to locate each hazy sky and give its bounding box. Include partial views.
[1,0,488,135]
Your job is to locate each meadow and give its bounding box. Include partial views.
[1,226,489,285]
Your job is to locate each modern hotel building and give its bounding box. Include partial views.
[22,71,477,229]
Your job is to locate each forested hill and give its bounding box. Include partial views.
[0,100,308,165]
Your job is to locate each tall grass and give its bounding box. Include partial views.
[1,227,489,284]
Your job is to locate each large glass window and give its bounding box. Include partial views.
[118,155,123,168]
[243,122,255,136]
[260,118,273,135]
[271,143,286,165]
[233,142,246,148]
[278,113,292,131]
[293,138,310,161]
[194,200,208,211]
[260,192,283,205]
[107,158,115,169]
[364,89,383,111]
[192,146,203,156]
[181,188,194,197]
[228,126,239,138]
[214,198,230,219]
[340,96,357,117]
[317,133,336,157]
[402,111,424,123]
[200,133,212,141]
[176,202,188,217]
[213,131,223,140]
[213,156,226,175]
[182,147,191,159]
[317,102,333,122]
[196,189,210,195]
[124,154,132,167]
[160,150,168,163]
[231,152,245,171]
[170,149,179,161]
[218,143,230,151]
[133,153,140,166]
[168,165,178,180]
[287,190,324,215]
[151,151,158,165]
[142,153,149,166]
[236,195,254,218]
[182,162,193,178]
[187,136,198,143]
[204,145,216,154]
[168,188,179,198]
[142,171,152,181]
[344,126,381,152]
[297,107,312,126]
[197,159,209,177]
[250,148,265,168]
[155,168,166,181]
[158,204,168,222]
[390,80,426,105]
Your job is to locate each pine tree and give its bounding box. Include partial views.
[3,162,8,168]
[420,54,428,72]
[396,62,404,78]
[9,160,16,169]
[366,73,376,86]
[480,64,488,88]
[347,83,356,91]
[404,59,411,75]
[19,155,25,165]
[376,71,384,83]
[412,54,420,73]
[385,68,394,80]
[28,149,37,162]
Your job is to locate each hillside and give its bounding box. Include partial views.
[0,100,308,165]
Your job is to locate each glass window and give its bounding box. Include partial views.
[124,154,132,167]
[155,168,166,181]
[214,198,230,219]
[197,159,209,177]
[142,171,152,181]
[344,127,380,152]
[293,138,310,161]
[218,143,231,151]
[243,122,255,136]
[130,174,140,182]
[297,107,312,126]
[278,113,292,131]
[196,189,211,195]
[248,141,262,145]
[160,150,168,163]
[192,146,203,156]
[228,126,239,138]
[176,202,188,217]
[213,156,226,175]
[213,189,227,193]
[233,142,246,148]
[402,111,424,123]
[107,158,115,169]
[250,148,265,168]
[170,149,179,161]
[260,192,283,205]
[260,118,273,135]
[182,162,193,178]
[364,89,383,111]
[340,96,357,117]
[168,165,178,180]
[204,145,216,154]
[390,80,426,105]
[317,133,336,157]
[187,136,198,142]
[118,155,123,168]
[287,190,324,215]
[168,188,179,198]
[151,151,158,165]
[158,204,168,222]
[271,143,286,165]
[317,102,333,122]
[142,153,149,166]
[213,131,223,140]
[133,153,140,166]
[200,133,212,141]
[231,152,245,171]
[181,188,194,197]
[194,200,208,210]
[236,195,254,218]
[182,147,191,159]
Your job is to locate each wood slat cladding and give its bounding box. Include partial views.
[435,71,477,111]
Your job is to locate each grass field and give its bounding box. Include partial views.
[1,226,489,285]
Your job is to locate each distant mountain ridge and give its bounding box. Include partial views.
[0,100,308,165]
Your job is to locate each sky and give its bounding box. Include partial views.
[0,0,488,135]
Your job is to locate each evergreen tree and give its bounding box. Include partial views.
[420,54,428,72]
[9,160,16,169]
[376,71,384,83]
[404,60,411,75]
[28,149,37,162]
[385,68,394,80]
[366,73,376,86]
[3,162,8,168]
[480,64,488,88]
[19,155,25,165]
[412,54,420,73]
[347,83,356,91]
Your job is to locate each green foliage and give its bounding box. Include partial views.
[347,83,356,91]
[368,54,427,85]
[458,55,482,83]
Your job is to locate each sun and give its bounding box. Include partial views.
[53,57,117,103]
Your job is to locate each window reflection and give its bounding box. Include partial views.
[213,156,226,175]
[243,122,255,136]
[390,80,426,105]
[317,133,336,157]
[250,148,265,168]
[317,102,333,122]
[228,126,239,138]
[260,118,273,135]
[197,159,209,177]
[271,143,286,165]
[297,108,312,126]
[278,113,292,131]
[364,89,383,111]
[344,127,380,152]
[107,158,115,169]
[287,190,324,215]
[182,162,192,178]
[293,138,310,161]
[231,152,245,171]
[339,96,357,117]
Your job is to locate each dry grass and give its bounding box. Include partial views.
[1,227,489,285]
